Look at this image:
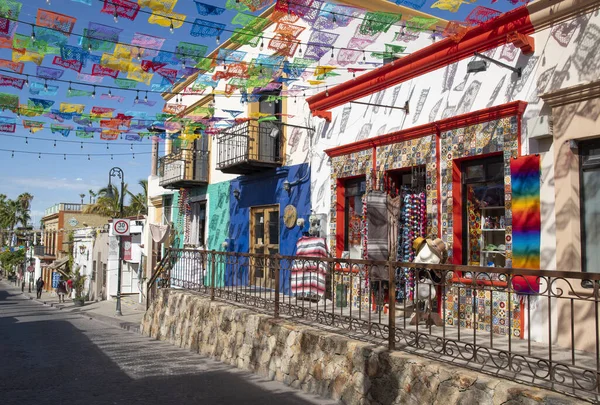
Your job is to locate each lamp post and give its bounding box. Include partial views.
[106,167,124,316]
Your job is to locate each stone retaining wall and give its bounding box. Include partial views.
[141,289,578,405]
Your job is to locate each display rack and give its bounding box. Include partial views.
[479,206,506,267]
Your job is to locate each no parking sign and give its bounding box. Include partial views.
[113,219,130,236]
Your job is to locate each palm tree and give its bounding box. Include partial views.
[127,179,148,217]
[17,192,33,228]
[84,184,128,218]
[79,193,85,205]
[88,190,96,204]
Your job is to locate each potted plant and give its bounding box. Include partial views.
[71,268,87,307]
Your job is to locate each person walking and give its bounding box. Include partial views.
[56,277,68,303]
[36,277,45,299]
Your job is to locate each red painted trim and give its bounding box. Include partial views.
[372,146,377,188]
[435,128,442,239]
[325,101,528,157]
[308,7,533,113]
[452,161,462,265]
[336,178,346,257]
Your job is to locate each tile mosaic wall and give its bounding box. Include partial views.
[376,134,438,237]
[329,149,373,253]
[439,116,519,266]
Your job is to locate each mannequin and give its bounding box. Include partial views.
[410,237,447,326]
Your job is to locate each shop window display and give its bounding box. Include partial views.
[344,178,366,259]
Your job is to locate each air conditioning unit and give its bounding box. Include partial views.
[526,114,553,139]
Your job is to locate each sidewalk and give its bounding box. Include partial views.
[2,280,146,333]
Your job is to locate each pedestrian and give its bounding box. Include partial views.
[56,277,68,303]
[36,277,45,299]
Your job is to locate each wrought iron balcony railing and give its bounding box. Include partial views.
[216,120,284,174]
[158,150,209,189]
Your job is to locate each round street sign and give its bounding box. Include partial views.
[113,219,130,236]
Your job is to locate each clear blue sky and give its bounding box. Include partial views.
[0,0,520,226]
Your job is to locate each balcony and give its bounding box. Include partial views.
[159,150,209,189]
[217,120,283,174]
[44,203,85,217]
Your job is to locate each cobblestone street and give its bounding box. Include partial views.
[0,282,337,405]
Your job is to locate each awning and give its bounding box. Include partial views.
[48,257,69,270]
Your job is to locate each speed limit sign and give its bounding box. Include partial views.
[113,219,130,236]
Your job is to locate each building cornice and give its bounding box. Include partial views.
[325,101,527,157]
[540,80,600,108]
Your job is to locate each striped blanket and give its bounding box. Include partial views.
[291,237,328,299]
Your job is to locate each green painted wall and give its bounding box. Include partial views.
[206,181,230,287]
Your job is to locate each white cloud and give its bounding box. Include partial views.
[76,178,83,181]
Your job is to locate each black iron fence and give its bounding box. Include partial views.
[148,249,600,402]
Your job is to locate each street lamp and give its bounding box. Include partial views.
[106,167,125,316]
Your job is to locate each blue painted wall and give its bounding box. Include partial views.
[225,163,311,294]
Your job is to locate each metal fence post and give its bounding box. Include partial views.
[388,261,396,350]
[210,250,216,301]
[274,254,280,318]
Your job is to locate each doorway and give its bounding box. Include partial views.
[250,205,279,288]
[461,156,506,267]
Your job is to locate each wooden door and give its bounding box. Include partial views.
[250,206,279,288]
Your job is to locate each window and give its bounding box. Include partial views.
[580,139,600,273]
[163,195,172,225]
[257,92,282,162]
[189,201,207,247]
[344,178,366,258]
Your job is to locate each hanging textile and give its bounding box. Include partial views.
[464,6,501,26]
[313,3,358,30]
[92,64,118,78]
[393,0,426,8]
[175,42,208,64]
[0,116,15,132]
[0,59,23,73]
[236,0,271,12]
[406,16,439,32]
[131,33,165,57]
[291,236,328,300]
[304,30,339,61]
[0,92,19,112]
[29,82,59,96]
[0,74,24,89]
[148,10,186,28]
[138,0,178,12]
[52,56,82,73]
[366,191,389,265]
[190,19,225,37]
[50,124,72,137]
[23,120,44,133]
[36,66,64,80]
[194,1,225,15]
[359,12,402,36]
[60,103,85,114]
[225,0,250,12]
[431,0,468,13]
[82,22,123,52]
[67,89,94,98]
[510,155,541,293]
[443,21,470,43]
[36,9,77,35]
[101,0,140,21]
[77,72,104,84]
[91,106,114,117]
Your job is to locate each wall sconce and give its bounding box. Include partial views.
[102,223,110,233]
[296,218,305,228]
[222,240,228,250]
[233,188,241,200]
[79,244,86,254]
[282,180,291,194]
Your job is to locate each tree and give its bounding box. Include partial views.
[88,190,96,204]
[84,184,128,218]
[79,193,85,205]
[127,179,148,217]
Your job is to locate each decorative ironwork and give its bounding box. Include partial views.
[158,150,209,189]
[216,120,284,174]
[148,248,600,402]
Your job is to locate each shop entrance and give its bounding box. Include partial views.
[461,156,506,267]
[250,205,279,288]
